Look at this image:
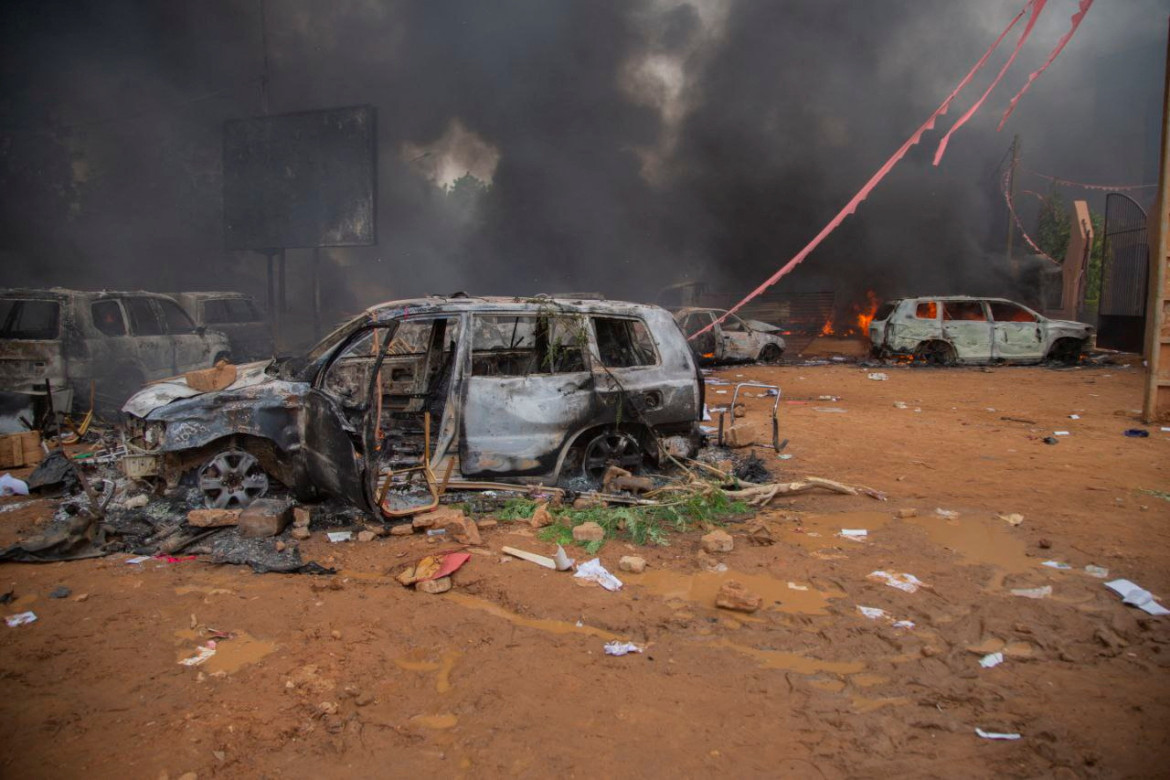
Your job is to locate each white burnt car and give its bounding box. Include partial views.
[673,307,786,365]
[121,295,704,512]
[868,296,1093,365]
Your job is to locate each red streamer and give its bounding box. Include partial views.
[1025,168,1156,192]
[689,3,1031,340]
[1003,170,1059,265]
[933,0,1047,166]
[998,0,1096,130]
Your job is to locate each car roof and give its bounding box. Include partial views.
[673,307,726,316]
[166,291,254,301]
[894,296,1028,304]
[0,288,184,301]
[365,295,669,322]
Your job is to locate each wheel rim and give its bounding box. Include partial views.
[760,345,781,362]
[198,448,269,508]
[582,431,644,481]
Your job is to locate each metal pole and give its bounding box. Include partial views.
[1006,134,1020,277]
[1142,18,1170,423]
[312,247,322,339]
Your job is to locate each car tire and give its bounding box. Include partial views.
[914,340,956,366]
[213,351,232,366]
[1046,338,1085,366]
[758,344,783,364]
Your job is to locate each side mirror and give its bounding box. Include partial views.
[195,325,206,336]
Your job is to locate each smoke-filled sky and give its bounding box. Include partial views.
[0,0,1164,318]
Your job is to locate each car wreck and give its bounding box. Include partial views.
[672,307,786,365]
[868,296,1094,365]
[122,295,705,515]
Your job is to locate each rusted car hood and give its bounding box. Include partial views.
[122,360,274,418]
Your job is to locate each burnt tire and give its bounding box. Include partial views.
[758,344,783,364]
[582,430,646,482]
[198,448,270,509]
[1047,338,1085,366]
[914,340,956,366]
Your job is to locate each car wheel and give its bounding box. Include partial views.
[1046,338,1085,366]
[914,340,955,366]
[582,430,645,482]
[212,351,232,366]
[758,344,783,364]
[198,448,269,508]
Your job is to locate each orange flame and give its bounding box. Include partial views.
[854,290,880,336]
[819,317,835,337]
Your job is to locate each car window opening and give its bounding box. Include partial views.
[943,301,986,321]
[914,302,938,320]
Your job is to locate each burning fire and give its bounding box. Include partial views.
[817,290,881,339]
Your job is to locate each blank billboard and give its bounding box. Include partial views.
[223,105,376,250]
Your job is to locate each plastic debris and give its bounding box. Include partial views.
[5,611,37,627]
[574,558,623,592]
[0,474,29,497]
[892,620,916,629]
[1123,428,1149,438]
[997,513,1024,527]
[979,652,1004,669]
[893,401,908,409]
[1042,436,1059,445]
[867,372,889,381]
[49,586,71,599]
[425,528,447,536]
[1084,565,1109,579]
[1105,579,1169,616]
[934,508,959,519]
[326,531,353,543]
[179,641,218,666]
[787,582,809,591]
[1068,414,1080,420]
[813,407,847,413]
[1041,561,1072,570]
[777,453,794,460]
[857,606,888,620]
[1010,585,1052,599]
[125,555,151,565]
[868,571,926,593]
[1053,431,1071,437]
[552,545,575,572]
[975,728,1021,741]
[603,641,643,656]
[839,529,868,540]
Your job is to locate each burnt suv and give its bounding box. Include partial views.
[122,295,704,514]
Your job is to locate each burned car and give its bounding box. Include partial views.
[868,296,1093,365]
[122,295,704,515]
[1,288,231,428]
[673,307,786,365]
[169,291,273,362]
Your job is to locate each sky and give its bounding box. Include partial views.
[0,0,1165,320]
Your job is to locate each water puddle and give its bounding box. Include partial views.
[906,515,1035,572]
[411,713,458,729]
[446,592,620,640]
[631,569,842,615]
[711,638,865,675]
[174,629,275,674]
[783,511,893,550]
[394,650,462,693]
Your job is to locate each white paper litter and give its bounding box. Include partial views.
[1041,561,1072,570]
[5,611,37,627]
[574,558,623,591]
[934,508,959,519]
[787,582,809,591]
[1068,414,1080,420]
[326,531,353,543]
[778,453,794,460]
[603,641,643,656]
[997,513,1024,527]
[179,641,217,666]
[867,372,889,381]
[1084,565,1109,579]
[125,555,151,565]
[1053,430,1071,436]
[1105,579,1170,616]
[0,473,29,496]
[702,404,711,421]
[893,401,908,409]
[1010,585,1052,599]
[857,606,888,620]
[979,652,1004,669]
[869,571,926,593]
[975,728,1021,741]
[714,390,728,395]
[813,407,847,413]
[840,529,868,538]
[892,620,916,629]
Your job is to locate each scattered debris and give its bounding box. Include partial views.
[1084,565,1109,578]
[417,577,452,595]
[868,571,926,593]
[397,552,471,587]
[552,546,575,571]
[1042,436,1059,445]
[839,528,868,540]
[813,407,847,413]
[574,558,623,591]
[603,641,643,656]
[48,586,71,599]
[1053,430,1070,437]
[934,508,959,519]
[179,641,218,666]
[1122,429,1149,438]
[5,611,37,627]
[979,652,1005,669]
[125,555,151,564]
[1041,561,1072,570]
[326,531,353,543]
[867,372,888,381]
[1010,585,1052,599]
[857,606,888,620]
[1105,579,1169,616]
[0,474,29,496]
[997,513,1024,526]
[502,546,556,569]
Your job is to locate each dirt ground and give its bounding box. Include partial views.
[1,360,1169,779]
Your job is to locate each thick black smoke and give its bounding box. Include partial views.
[0,0,1164,330]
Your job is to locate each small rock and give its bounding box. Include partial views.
[291,527,311,541]
[238,499,293,539]
[330,630,341,640]
[896,508,918,519]
[356,530,377,543]
[1037,538,1052,550]
[700,529,734,554]
[293,506,312,528]
[601,465,632,493]
[572,522,605,543]
[475,518,498,530]
[618,555,647,573]
[921,645,942,658]
[696,551,727,573]
[316,701,340,716]
[123,494,150,510]
[714,580,762,613]
[417,576,452,595]
[275,541,286,553]
[530,503,554,529]
[354,690,375,707]
[362,524,387,537]
[1003,641,1034,660]
[571,495,602,510]
[412,506,464,530]
[442,513,482,545]
[74,593,90,602]
[389,524,414,536]
[188,508,241,528]
[609,475,655,494]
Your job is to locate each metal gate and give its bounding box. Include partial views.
[1097,193,1149,353]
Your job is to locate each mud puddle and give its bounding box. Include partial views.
[631,568,842,615]
[906,514,1034,572]
[446,592,620,640]
[174,629,276,674]
[781,510,893,550]
[394,650,462,693]
[710,638,865,675]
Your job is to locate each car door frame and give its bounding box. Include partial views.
[122,295,178,380]
[940,300,993,362]
[988,300,1045,362]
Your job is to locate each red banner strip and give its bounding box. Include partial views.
[1025,168,1156,192]
[688,3,1031,340]
[1004,170,1060,264]
[998,0,1095,130]
[933,0,1047,166]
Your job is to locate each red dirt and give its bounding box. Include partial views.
[1,362,1168,778]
